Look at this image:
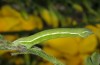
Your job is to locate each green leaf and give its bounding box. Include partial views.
[85,52,100,65]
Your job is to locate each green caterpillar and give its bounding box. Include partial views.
[12,28,92,49]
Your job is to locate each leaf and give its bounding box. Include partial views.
[85,52,100,65]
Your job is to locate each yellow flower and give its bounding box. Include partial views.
[79,34,97,54]
[43,38,80,56]
[20,16,36,31]
[85,25,100,40]
[0,5,21,17]
[0,17,21,32]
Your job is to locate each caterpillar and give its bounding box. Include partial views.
[12,28,93,49]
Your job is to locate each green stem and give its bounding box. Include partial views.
[29,47,65,65]
[11,47,65,65]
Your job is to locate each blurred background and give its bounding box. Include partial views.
[0,0,100,65]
